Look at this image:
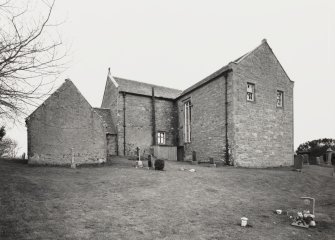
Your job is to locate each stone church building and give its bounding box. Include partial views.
[26,39,294,167]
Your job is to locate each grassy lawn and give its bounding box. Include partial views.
[0,158,334,240]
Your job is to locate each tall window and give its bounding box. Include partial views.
[247,83,255,102]
[184,101,191,143]
[277,90,284,107]
[157,132,165,144]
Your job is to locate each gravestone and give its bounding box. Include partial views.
[302,154,309,164]
[192,151,197,162]
[309,157,317,165]
[326,148,334,165]
[148,155,152,168]
[301,197,315,215]
[294,155,303,170]
[291,197,316,228]
[136,147,140,161]
[316,157,321,165]
[209,157,216,167]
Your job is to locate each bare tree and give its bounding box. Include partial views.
[0,137,18,157]
[0,125,19,157]
[0,0,67,121]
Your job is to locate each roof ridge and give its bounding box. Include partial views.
[177,39,270,98]
[176,64,231,99]
[93,107,110,110]
[113,76,182,92]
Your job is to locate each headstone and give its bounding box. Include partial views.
[294,155,303,170]
[192,151,197,162]
[309,157,317,165]
[136,147,140,161]
[148,155,152,168]
[316,157,321,165]
[302,154,309,164]
[327,149,334,165]
[323,153,328,163]
[209,157,216,167]
[301,197,315,215]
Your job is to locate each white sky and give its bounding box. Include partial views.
[6,0,335,154]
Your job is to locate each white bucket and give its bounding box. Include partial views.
[241,217,248,227]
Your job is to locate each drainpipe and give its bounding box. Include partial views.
[224,72,229,165]
[123,92,126,156]
[152,87,156,146]
[116,84,119,156]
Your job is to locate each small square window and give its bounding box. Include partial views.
[277,91,284,107]
[247,83,255,102]
[157,132,165,144]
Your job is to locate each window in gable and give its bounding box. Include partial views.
[184,101,191,143]
[277,90,284,107]
[247,83,255,102]
[157,131,166,144]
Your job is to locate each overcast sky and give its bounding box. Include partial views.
[6,0,335,154]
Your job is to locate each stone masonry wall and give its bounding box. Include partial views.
[27,80,107,165]
[117,93,177,157]
[231,42,294,167]
[155,99,178,146]
[177,75,231,163]
[106,134,117,156]
[101,78,118,123]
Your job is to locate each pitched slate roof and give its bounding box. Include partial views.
[177,39,288,98]
[176,42,263,99]
[233,52,250,63]
[113,77,182,99]
[93,108,117,134]
[177,64,232,99]
[111,39,291,101]
[176,43,262,98]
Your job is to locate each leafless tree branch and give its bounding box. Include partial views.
[0,0,68,122]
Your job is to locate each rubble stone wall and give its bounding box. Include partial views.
[232,42,294,167]
[27,80,107,165]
